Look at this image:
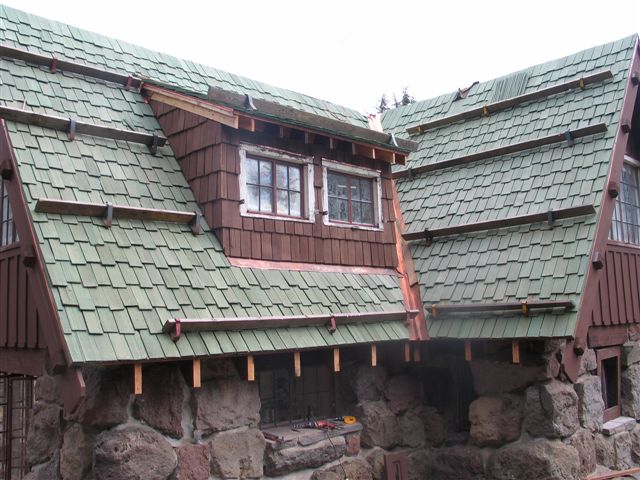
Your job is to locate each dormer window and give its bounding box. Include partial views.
[239,144,314,222]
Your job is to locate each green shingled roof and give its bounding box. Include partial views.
[0,9,409,364]
[0,5,368,129]
[383,35,638,339]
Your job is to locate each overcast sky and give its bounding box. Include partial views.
[4,1,640,115]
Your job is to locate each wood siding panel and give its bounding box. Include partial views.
[151,101,398,268]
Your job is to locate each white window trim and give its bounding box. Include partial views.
[239,143,315,223]
[321,159,384,231]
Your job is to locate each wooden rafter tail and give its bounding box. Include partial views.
[371,344,378,367]
[431,300,575,316]
[192,359,201,388]
[402,204,596,242]
[512,340,521,364]
[0,105,166,149]
[464,340,472,361]
[133,364,142,395]
[0,43,143,89]
[293,351,301,377]
[333,348,340,373]
[405,70,613,135]
[247,355,255,382]
[394,123,608,179]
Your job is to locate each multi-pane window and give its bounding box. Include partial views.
[327,171,375,225]
[0,181,18,247]
[611,160,640,244]
[245,156,303,218]
[0,374,33,480]
[597,347,621,422]
[257,355,334,427]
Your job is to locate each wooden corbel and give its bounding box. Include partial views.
[608,181,620,198]
[21,244,36,267]
[327,315,337,334]
[0,159,13,180]
[592,251,604,270]
[170,319,182,342]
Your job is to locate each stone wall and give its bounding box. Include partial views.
[24,340,640,479]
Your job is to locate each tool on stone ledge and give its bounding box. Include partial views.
[291,420,339,430]
[330,415,357,425]
[262,431,284,443]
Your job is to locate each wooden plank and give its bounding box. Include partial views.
[0,257,8,347]
[247,355,255,381]
[586,467,640,480]
[333,348,340,373]
[0,105,166,147]
[406,70,613,134]
[16,255,27,348]
[193,359,201,388]
[403,204,596,242]
[413,343,421,362]
[371,343,377,367]
[431,300,574,315]
[396,123,607,178]
[404,342,411,362]
[588,325,628,348]
[7,256,17,348]
[293,351,301,377]
[464,340,472,361]
[512,340,520,364]
[133,364,142,395]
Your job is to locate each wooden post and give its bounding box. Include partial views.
[404,342,411,362]
[247,355,255,382]
[512,340,521,364]
[464,340,472,362]
[333,348,340,373]
[192,359,201,388]
[413,343,421,362]
[371,344,377,367]
[133,364,142,395]
[294,351,301,377]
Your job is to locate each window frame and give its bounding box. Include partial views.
[321,159,383,231]
[239,144,315,223]
[0,180,18,248]
[610,155,640,245]
[596,346,621,422]
[0,374,34,480]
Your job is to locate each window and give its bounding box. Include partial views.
[239,144,314,222]
[0,374,33,480]
[597,347,621,422]
[611,157,640,244]
[322,159,382,230]
[0,181,18,247]
[257,354,334,427]
[327,171,375,225]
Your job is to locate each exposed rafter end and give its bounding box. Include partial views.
[592,251,604,270]
[429,300,575,318]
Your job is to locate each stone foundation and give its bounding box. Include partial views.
[24,340,640,479]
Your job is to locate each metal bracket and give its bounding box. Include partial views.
[67,119,77,141]
[125,76,134,91]
[327,316,337,334]
[389,133,398,147]
[171,319,182,342]
[50,58,58,73]
[103,202,113,228]
[430,304,438,318]
[407,167,415,179]
[21,244,36,267]
[423,228,433,246]
[521,300,530,316]
[189,211,202,235]
[632,71,639,86]
[482,105,490,116]
[563,130,574,146]
[621,121,632,134]
[608,181,620,198]
[0,160,13,180]
[244,94,257,110]
[149,134,160,155]
[578,78,585,90]
[592,251,604,270]
[546,209,555,228]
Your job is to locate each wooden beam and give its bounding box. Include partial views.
[371,344,377,367]
[395,123,608,179]
[143,84,238,129]
[207,85,416,156]
[586,467,640,480]
[35,198,200,230]
[403,204,596,242]
[404,342,411,362]
[0,43,143,89]
[333,348,340,373]
[430,300,574,316]
[512,340,520,364]
[406,70,613,135]
[133,364,142,395]
[294,351,301,377]
[0,105,166,149]
[464,341,472,362]
[163,309,415,337]
[247,355,255,382]
[238,116,256,132]
[192,359,201,388]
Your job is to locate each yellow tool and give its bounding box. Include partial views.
[342,415,357,424]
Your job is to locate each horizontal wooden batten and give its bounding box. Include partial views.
[406,70,613,135]
[163,309,417,340]
[394,123,608,179]
[403,204,596,242]
[228,257,400,277]
[431,300,575,318]
[35,198,200,233]
[206,85,417,157]
[0,43,142,89]
[0,106,167,150]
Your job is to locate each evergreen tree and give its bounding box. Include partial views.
[377,94,389,113]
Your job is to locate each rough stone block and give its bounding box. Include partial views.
[565,429,597,479]
[407,449,431,480]
[524,380,579,438]
[34,374,62,405]
[421,406,446,446]
[264,437,345,476]
[602,416,635,436]
[595,431,633,470]
[365,447,387,480]
[60,423,94,480]
[311,457,372,480]
[340,364,387,404]
[574,375,604,431]
[194,377,260,436]
[26,402,61,466]
[630,424,640,463]
[172,444,210,480]
[93,425,177,480]
[468,395,523,447]
[345,433,360,456]
[23,453,60,480]
[208,427,265,479]
[622,341,640,367]
[355,401,401,449]
[430,446,485,480]
[384,374,419,414]
[622,364,640,419]
[470,360,547,395]
[578,349,598,376]
[489,439,579,480]
[133,364,185,438]
[399,406,426,447]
